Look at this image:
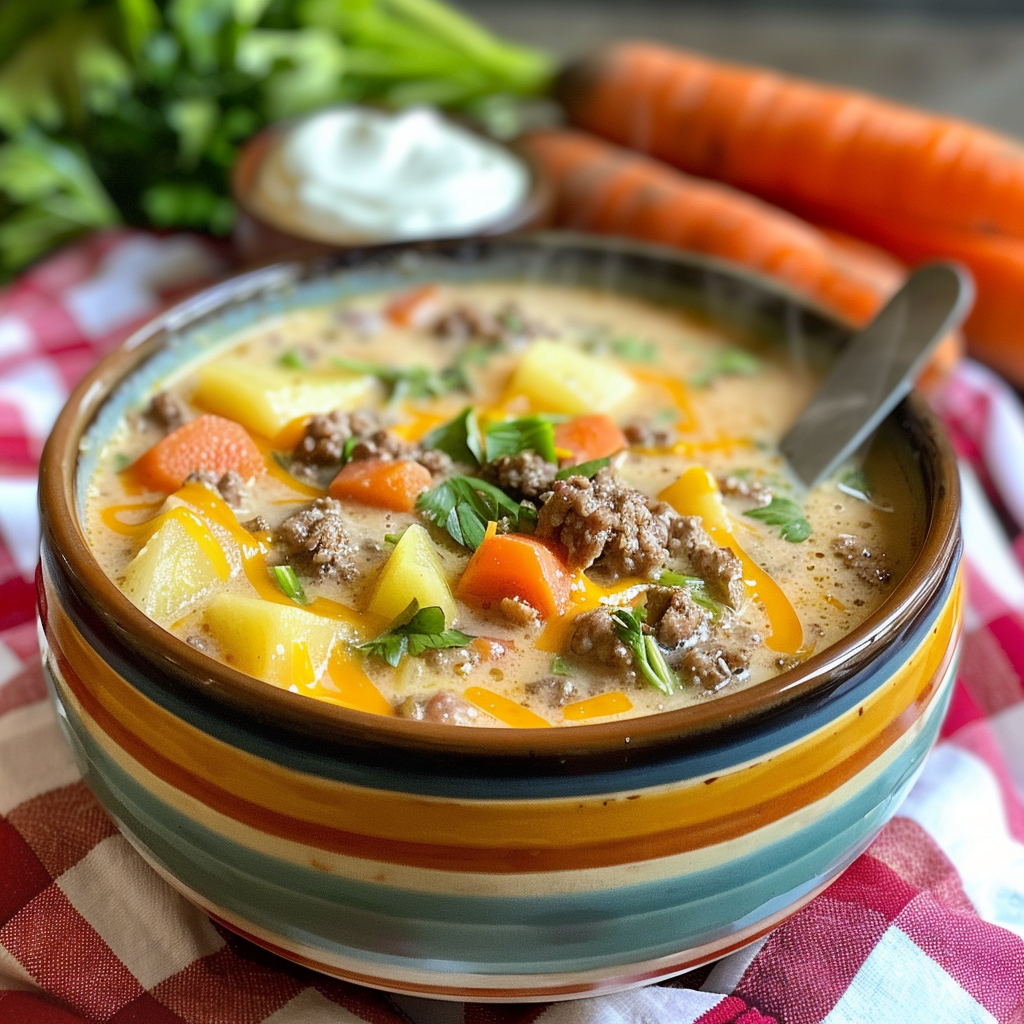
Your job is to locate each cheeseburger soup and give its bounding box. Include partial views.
[85,282,922,727]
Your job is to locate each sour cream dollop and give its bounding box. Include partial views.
[254,106,530,243]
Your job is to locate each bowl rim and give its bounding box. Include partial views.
[38,232,962,759]
[231,105,553,250]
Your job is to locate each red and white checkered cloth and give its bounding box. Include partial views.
[2,231,1023,1024]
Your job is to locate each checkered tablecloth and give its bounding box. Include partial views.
[1,231,1023,1024]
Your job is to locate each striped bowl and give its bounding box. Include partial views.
[37,236,963,1001]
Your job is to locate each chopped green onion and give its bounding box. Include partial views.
[278,348,307,370]
[555,456,611,481]
[611,607,677,696]
[271,565,308,605]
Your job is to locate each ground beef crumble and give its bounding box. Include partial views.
[535,468,673,580]
[431,301,547,347]
[482,451,558,500]
[291,409,452,481]
[396,690,481,725]
[568,608,635,676]
[146,391,187,431]
[275,497,358,578]
[832,533,892,586]
[623,418,676,448]
[293,409,382,465]
[667,516,747,609]
[184,470,247,509]
[644,585,707,649]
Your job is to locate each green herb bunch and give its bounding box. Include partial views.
[0,0,554,280]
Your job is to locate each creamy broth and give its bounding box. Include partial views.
[85,282,923,727]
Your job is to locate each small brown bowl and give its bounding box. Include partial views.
[231,107,555,265]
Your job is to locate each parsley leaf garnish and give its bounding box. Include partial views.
[357,602,476,668]
[689,348,762,388]
[271,565,307,605]
[555,456,611,481]
[416,475,537,550]
[484,416,557,463]
[421,407,484,466]
[657,570,720,615]
[838,468,871,502]
[278,348,307,370]
[331,357,466,402]
[744,496,812,543]
[611,607,677,696]
[550,655,571,676]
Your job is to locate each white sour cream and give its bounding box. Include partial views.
[254,106,530,243]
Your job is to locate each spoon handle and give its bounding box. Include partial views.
[780,262,974,489]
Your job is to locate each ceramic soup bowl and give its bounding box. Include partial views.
[37,235,962,1001]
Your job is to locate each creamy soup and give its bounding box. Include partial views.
[85,282,922,727]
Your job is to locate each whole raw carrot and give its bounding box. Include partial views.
[557,42,1024,239]
[800,204,1024,387]
[522,129,962,389]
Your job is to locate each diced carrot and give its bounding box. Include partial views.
[470,636,511,660]
[384,284,440,327]
[553,414,628,463]
[457,532,571,619]
[132,414,265,494]
[328,458,432,512]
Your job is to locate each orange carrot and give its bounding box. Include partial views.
[522,129,963,390]
[457,533,571,619]
[554,414,628,463]
[384,284,439,327]
[132,414,265,494]
[558,42,1024,238]
[328,458,432,512]
[799,205,1024,387]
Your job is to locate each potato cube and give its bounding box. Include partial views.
[203,592,348,688]
[368,524,457,625]
[121,507,232,626]
[191,358,377,438]
[507,340,636,415]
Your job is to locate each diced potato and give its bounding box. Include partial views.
[121,507,232,626]
[368,524,457,625]
[203,592,348,688]
[507,340,636,415]
[191,358,377,438]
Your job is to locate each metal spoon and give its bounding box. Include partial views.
[779,262,974,489]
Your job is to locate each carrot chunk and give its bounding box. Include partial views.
[457,532,571,620]
[328,458,432,512]
[554,414,628,463]
[132,414,265,494]
[384,284,439,327]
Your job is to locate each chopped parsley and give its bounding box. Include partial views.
[420,407,484,466]
[484,416,557,463]
[744,496,812,543]
[112,452,131,472]
[331,356,466,402]
[838,468,872,502]
[582,331,658,363]
[278,348,307,370]
[271,565,307,605]
[657,570,720,615]
[550,655,571,676]
[357,602,476,668]
[416,475,537,550]
[422,410,560,466]
[689,348,762,388]
[555,456,611,481]
[611,607,678,696]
